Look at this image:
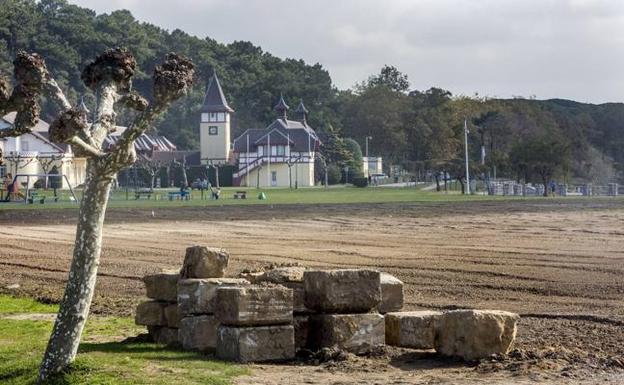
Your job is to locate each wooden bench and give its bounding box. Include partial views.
[135,189,153,200]
[233,191,247,199]
[28,191,46,204]
[168,191,191,201]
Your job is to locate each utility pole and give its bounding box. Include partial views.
[365,136,372,177]
[464,118,471,195]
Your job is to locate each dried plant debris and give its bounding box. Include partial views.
[49,108,89,143]
[81,48,136,91]
[153,53,195,106]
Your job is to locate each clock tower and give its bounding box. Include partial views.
[200,72,233,165]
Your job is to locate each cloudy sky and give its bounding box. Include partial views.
[70,0,624,103]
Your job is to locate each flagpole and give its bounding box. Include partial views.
[464,118,470,195]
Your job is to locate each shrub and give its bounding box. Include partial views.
[352,176,369,188]
[327,164,342,185]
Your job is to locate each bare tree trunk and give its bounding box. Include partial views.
[39,161,112,380]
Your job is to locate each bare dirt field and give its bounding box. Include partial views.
[1,199,624,384]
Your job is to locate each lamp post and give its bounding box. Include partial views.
[365,136,372,177]
[464,119,470,195]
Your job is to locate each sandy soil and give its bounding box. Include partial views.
[1,199,623,384]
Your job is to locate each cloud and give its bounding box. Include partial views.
[69,0,624,103]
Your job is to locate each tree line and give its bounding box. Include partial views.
[1,0,622,186]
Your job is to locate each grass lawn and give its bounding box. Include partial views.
[0,185,520,210]
[0,295,246,385]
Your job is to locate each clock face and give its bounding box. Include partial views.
[209,126,218,135]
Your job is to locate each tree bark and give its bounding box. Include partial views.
[38,160,112,381]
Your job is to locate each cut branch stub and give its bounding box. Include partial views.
[153,53,195,106]
[14,51,46,91]
[49,108,89,143]
[81,48,136,91]
[119,90,148,111]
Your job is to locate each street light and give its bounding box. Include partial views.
[365,136,373,177]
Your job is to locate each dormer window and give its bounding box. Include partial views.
[201,113,209,122]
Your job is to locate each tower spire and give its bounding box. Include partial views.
[202,71,234,113]
[273,93,289,120]
[295,99,309,125]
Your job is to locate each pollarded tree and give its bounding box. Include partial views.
[0,48,194,382]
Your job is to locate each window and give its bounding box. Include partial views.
[208,126,218,136]
[217,112,225,122]
[209,112,217,122]
[201,113,209,122]
[271,171,277,186]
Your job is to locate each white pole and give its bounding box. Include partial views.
[267,132,271,187]
[246,134,250,188]
[464,118,470,195]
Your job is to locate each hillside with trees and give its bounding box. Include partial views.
[1,0,623,184]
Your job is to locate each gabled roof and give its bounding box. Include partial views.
[1,111,49,132]
[201,72,234,113]
[232,118,321,153]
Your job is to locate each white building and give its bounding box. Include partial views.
[198,73,321,187]
[0,112,86,189]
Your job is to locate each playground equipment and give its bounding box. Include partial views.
[7,173,79,204]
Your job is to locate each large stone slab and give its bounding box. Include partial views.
[307,313,385,354]
[293,315,309,349]
[181,246,229,279]
[164,303,181,328]
[143,272,179,303]
[259,266,306,283]
[148,326,179,346]
[177,278,249,316]
[385,311,442,349]
[304,269,381,313]
[216,325,295,363]
[135,300,167,326]
[434,310,520,360]
[179,315,219,351]
[378,273,404,313]
[216,285,293,326]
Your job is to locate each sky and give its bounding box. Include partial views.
[69,0,624,104]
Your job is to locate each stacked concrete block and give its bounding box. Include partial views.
[304,269,385,354]
[215,285,295,362]
[135,271,180,346]
[176,246,247,352]
[385,311,442,349]
[252,266,314,349]
[378,273,404,314]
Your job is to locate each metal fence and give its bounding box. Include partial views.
[486,181,620,197]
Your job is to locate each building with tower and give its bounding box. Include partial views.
[198,73,320,188]
[199,73,234,166]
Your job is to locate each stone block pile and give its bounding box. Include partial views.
[135,247,519,363]
[305,269,386,354]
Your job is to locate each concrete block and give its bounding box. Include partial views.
[135,300,167,326]
[434,310,520,360]
[304,269,381,313]
[181,246,228,278]
[147,326,179,346]
[143,272,179,302]
[385,311,442,349]
[378,273,404,313]
[216,285,293,326]
[178,315,219,351]
[177,278,249,316]
[216,325,295,363]
[294,315,309,350]
[164,303,181,328]
[308,313,385,354]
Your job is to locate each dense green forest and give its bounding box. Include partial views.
[1,0,622,184]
